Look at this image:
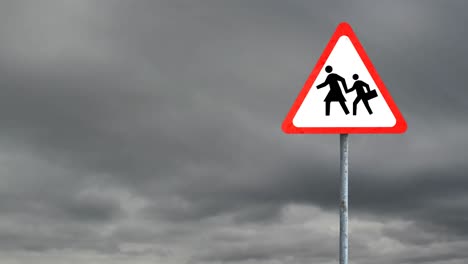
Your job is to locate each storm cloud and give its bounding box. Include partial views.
[0,0,467,263]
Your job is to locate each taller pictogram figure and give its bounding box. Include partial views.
[316,65,350,116]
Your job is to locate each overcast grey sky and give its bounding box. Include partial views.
[0,1,467,263]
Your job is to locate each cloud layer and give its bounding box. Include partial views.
[0,1,467,263]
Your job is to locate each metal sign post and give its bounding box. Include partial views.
[339,134,349,264]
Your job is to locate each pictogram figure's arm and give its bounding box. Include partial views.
[363,82,371,93]
[316,80,328,89]
[337,76,349,93]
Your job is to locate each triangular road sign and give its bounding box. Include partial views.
[282,22,407,134]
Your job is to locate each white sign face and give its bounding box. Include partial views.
[293,36,396,128]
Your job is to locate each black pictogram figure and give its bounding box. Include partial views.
[316,65,350,116]
[347,74,378,115]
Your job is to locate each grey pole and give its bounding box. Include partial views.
[339,134,349,264]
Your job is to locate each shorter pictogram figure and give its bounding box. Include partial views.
[316,65,350,116]
[347,74,377,115]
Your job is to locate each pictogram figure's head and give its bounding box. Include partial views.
[353,74,359,80]
[325,65,333,73]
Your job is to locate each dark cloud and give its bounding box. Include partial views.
[0,0,466,263]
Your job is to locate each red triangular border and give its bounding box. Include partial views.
[282,22,407,134]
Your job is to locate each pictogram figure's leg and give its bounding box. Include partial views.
[363,99,373,115]
[339,101,350,115]
[353,97,361,115]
